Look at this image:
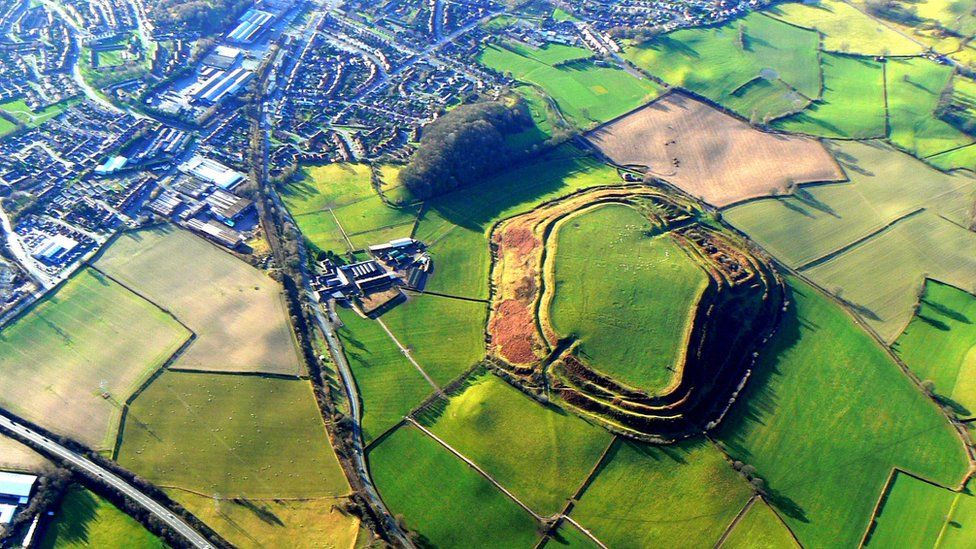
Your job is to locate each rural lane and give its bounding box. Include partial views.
[0,415,214,549]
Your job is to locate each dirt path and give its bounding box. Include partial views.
[405,417,542,520]
[375,317,443,394]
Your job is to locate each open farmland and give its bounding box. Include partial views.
[766,0,924,55]
[886,57,974,161]
[775,53,886,139]
[378,295,486,386]
[412,209,491,299]
[0,437,49,472]
[622,12,820,121]
[720,499,799,549]
[478,41,664,128]
[94,226,302,375]
[549,204,707,393]
[723,139,976,267]
[282,163,419,253]
[336,309,435,443]
[0,268,189,450]
[865,472,959,547]
[892,280,976,417]
[171,491,362,549]
[587,93,844,207]
[571,439,753,547]
[715,277,969,547]
[548,522,598,548]
[39,486,164,549]
[118,371,350,499]
[419,372,613,516]
[368,424,540,548]
[803,211,976,341]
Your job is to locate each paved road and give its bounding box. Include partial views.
[310,303,414,547]
[0,415,214,549]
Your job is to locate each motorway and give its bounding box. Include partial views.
[0,415,214,549]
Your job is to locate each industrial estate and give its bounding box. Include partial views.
[0,0,974,548]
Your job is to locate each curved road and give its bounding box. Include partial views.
[0,415,214,549]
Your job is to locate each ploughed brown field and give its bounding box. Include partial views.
[587,92,845,207]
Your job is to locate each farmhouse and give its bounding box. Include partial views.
[0,471,36,525]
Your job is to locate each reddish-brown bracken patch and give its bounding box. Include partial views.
[498,226,539,258]
[490,299,540,364]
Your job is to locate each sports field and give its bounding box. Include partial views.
[118,371,350,498]
[419,372,612,516]
[378,295,486,386]
[571,439,753,547]
[891,280,976,416]
[171,491,362,549]
[549,204,706,392]
[886,57,974,160]
[39,486,164,549]
[720,499,798,549]
[766,0,923,56]
[478,41,663,127]
[866,472,958,547]
[775,53,886,139]
[803,211,976,341]
[715,277,969,547]
[622,12,820,121]
[95,226,302,375]
[587,93,844,207]
[0,268,188,450]
[336,309,435,443]
[723,140,976,267]
[368,424,540,547]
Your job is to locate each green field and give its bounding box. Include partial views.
[866,472,959,547]
[892,280,976,416]
[419,372,612,516]
[282,163,419,253]
[775,53,886,138]
[119,372,349,498]
[940,479,976,548]
[369,424,540,547]
[549,204,708,393]
[414,146,617,300]
[0,268,188,450]
[96,48,127,67]
[413,209,490,299]
[720,499,798,549]
[724,140,976,268]
[547,522,598,548]
[0,98,76,128]
[39,486,164,549]
[0,116,14,137]
[95,226,302,375]
[623,12,820,121]
[336,309,435,442]
[715,277,969,547]
[886,57,974,160]
[478,41,663,127]
[804,211,976,341]
[571,439,753,547]
[766,0,924,55]
[378,295,486,386]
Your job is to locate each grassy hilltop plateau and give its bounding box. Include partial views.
[1,0,976,548]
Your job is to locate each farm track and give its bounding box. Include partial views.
[375,317,443,394]
[404,417,543,520]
